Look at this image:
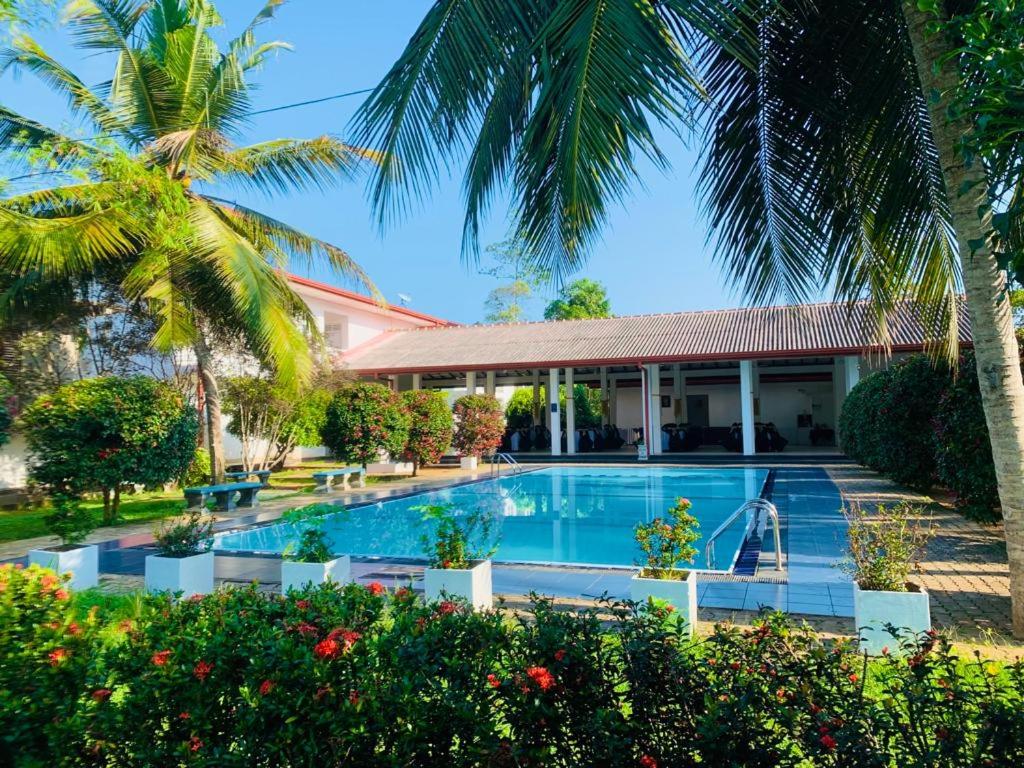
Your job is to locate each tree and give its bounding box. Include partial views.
[0,0,373,483]
[479,240,550,323]
[452,394,504,459]
[544,279,612,320]
[321,382,410,469]
[20,376,197,522]
[400,390,453,475]
[353,1,1024,635]
[505,384,603,430]
[223,371,339,471]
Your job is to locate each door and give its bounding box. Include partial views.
[686,395,709,428]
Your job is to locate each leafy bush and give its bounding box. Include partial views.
[153,512,213,558]
[282,504,335,563]
[505,384,603,429]
[418,503,497,569]
[178,446,211,488]
[42,495,97,548]
[842,501,934,592]
[400,390,453,475]
[321,382,411,467]
[20,376,198,522]
[2,577,1024,767]
[635,497,699,579]
[452,394,505,458]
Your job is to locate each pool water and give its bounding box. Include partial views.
[214,466,768,571]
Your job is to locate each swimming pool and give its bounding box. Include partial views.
[214,466,769,571]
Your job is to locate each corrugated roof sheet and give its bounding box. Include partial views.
[343,300,971,373]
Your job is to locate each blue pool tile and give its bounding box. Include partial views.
[787,601,836,617]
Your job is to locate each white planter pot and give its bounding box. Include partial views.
[459,456,479,471]
[145,550,215,598]
[366,461,415,476]
[853,582,930,655]
[281,556,352,593]
[28,545,99,590]
[424,559,492,610]
[630,569,698,636]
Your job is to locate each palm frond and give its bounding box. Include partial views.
[0,106,83,158]
[216,136,374,196]
[120,245,197,351]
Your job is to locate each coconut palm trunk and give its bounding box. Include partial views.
[903,1,1024,636]
[194,334,225,484]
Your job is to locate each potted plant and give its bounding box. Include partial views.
[280,504,351,593]
[28,495,99,590]
[452,394,505,470]
[842,500,933,655]
[145,511,215,598]
[630,497,700,636]
[419,503,497,610]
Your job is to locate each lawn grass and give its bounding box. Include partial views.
[0,491,186,544]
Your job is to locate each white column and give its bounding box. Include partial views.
[532,370,541,426]
[844,355,861,393]
[465,371,476,395]
[599,367,609,423]
[646,364,662,455]
[548,368,562,456]
[740,360,756,456]
[411,373,421,391]
[565,367,576,454]
[485,370,496,397]
[832,357,846,428]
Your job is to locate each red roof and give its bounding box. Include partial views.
[287,274,455,326]
[344,300,971,374]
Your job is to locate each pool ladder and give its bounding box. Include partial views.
[490,452,523,477]
[705,498,782,573]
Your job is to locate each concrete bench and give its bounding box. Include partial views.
[312,466,366,494]
[184,481,262,512]
[224,469,272,487]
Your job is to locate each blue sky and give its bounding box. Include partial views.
[1,0,747,324]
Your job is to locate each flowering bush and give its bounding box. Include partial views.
[20,376,198,523]
[321,382,411,467]
[842,501,934,592]
[152,511,213,558]
[635,497,699,579]
[452,394,505,458]
[3,572,1024,766]
[400,390,453,475]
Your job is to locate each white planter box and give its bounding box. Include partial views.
[424,559,492,610]
[853,582,930,655]
[366,461,414,476]
[281,556,352,593]
[630,569,698,636]
[459,456,479,471]
[145,550,215,598]
[28,545,99,590]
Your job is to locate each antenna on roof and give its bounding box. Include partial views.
[397,292,413,306]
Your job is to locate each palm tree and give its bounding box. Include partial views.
[352,0,1024,635]
[0,0,373,482]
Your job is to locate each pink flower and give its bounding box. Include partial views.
[189,736,203,752]
[437,601,458,616]
[294,599,310,610]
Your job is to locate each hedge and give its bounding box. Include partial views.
[4,563,1024,767]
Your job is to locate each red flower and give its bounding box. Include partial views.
[189,736,202,752]
[525,666,555,692]
[820,734,837,750]
[395,587,411,599]
[554,649,566,662]
[193,660,213,681]
[91,688,112,702]
[151,650,172,667]
[315,686,331,701]
[847,673,858,684]
[367,581,385,596]
[437,601,458,616]
[348,690,360,706]
[54,589,69,601]
[294,599,310,610]
[39,573,58,591]
[67,621,81,636]
[291,622,319,637]
[640,756,658,768]
[314,638,341,660]
[487,674,501,688]
[178,711,190,720]
[48,648,69,666]
[326,627,361,651]
[259,679,274,696]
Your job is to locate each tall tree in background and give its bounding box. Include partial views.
[544,278,611,320]
[354,0,1024,634]
[0,0,373,482]
[480,239,549,323]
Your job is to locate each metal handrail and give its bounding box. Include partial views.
[705,498,782,573]
[489,452,522,477]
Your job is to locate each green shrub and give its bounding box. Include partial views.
[452,394,505,458]
[635,497,699,579]
[400,390,453,475]
[1,576,1024,766]
[282,504,335,564]
[321,382,410,468]
[842,501,934,591]
[152,512,213,558]
[42,494,98,548]
[178,447,211,488]
[418,503,497,569]
[20,376,198,522]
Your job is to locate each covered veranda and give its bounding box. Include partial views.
[341,301,971,458]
